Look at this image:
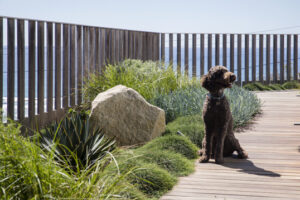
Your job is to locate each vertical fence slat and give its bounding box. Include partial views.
[230,34,234,73]
[273,35,278,83]
[192,34,196,77]
[89,27,95,72]
[55,23,61,110]
[70,25,76,107]
[83,27,89,78]
[169,34,173,67]
[259,34,264,83]
[128,31,133,59]
[77,25,82,105]
[245,34,249,83]
[287,35,291,81]
[142,32,146,61]
[200,34,205,76]
[184,33,189,75]
[266,35,270,84]
[95,28,100,72]
[119,30,124,62]
[63,24,69,108]
[29,21,36,120]
[47,22,53,113]
[237,34,242,85]
[156,33,160,61]
[124,30,129,59]
[294,35,298,81]
[115,30,120,62]
[208,34,212,69]
[161,33,165,62]
[17,19,25,121]
[222,34,227,67]
[105,29,110,64]
[215,34,219,65]
[252,34,256,82]
[7,18,15,120]
[100,29,106,70]
[138,32,142,60]
[111,29,115,63]
[280,34,284,83]
[177,33,181,73]
[37,21,44,115]
[0,18,2,117]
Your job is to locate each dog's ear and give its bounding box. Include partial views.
[201,75,210,91]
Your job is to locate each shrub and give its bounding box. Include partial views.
[151,85,206,123]
[39,110,116,172]
[268,84,285,90]
[282,81,300,89]
[226,85,261,128]
[129,163,177,197]
[140,135,198,159]
[135,150,194,176]
[165,114,204,148]
[243,82,271,91]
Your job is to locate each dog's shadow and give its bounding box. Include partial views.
[221,155,281,177]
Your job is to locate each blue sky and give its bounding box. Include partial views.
[0,0,300,34]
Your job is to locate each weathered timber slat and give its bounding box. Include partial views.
[100,28,106,70]
[161,33,165,62]
[273,35,278,83]
[223,34,227,67]
[280,34,284,83]
[47,22,53,113]
[208,34,212,69]
[37,21,44,115]
[89,27,95,72]
[184,33,189,75]
[192,34,196,77]
[55,23,61,110]
[252,34,256,82]
[294,35,298,81]
[237,34,242,85]
[0,18,3,117]
[70,25,76,107]
[95,28,100,72]
[200,34,204,76]
[245,34,249,83]
[177,33,181,73]
[77,25,82,104]
[169,33,173,67]
[259,34,264,83]
[63,24,69,108]
[17,19,25,121]
[287,35,291,81]
[215,34,219,65]
[230,34,234,73]
[28,21,36,120]
[266,35,271,84]
[83,26,89,78]
[7,18,15,120]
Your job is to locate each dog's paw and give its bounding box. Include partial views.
[199,156,209,163]
[237,151,248,159]
[215,157,224,164]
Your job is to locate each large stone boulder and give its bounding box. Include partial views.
[90,85,166,146]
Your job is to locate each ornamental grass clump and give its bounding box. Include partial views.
[39,110,116,172]
[140,135,198,159]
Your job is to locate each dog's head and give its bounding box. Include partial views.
[201,66,236,92]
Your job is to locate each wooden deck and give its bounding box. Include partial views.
[161,90,300,200]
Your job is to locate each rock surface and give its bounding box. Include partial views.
[90,85,166,146]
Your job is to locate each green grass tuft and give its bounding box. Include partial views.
[135,150,194,176]
[165,114,204,148]
[282,81,300,89]
[140,135,198,160]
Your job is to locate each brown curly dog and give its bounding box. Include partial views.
[199,66,248,164]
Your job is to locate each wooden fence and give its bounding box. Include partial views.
[161,33,299,85]
[0,16,160,129]
[0,16,299,129]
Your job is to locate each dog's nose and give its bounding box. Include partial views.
[230,74,236,82]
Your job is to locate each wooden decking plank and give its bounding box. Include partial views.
[161,90,300,200]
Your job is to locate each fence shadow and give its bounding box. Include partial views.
[222,156,281,177]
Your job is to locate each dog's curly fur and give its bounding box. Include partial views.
[199,66,248,164]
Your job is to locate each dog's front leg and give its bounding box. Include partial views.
[199,127,213,163]
[215,128,227,164]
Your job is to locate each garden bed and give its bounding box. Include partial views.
[0,60,261,199]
